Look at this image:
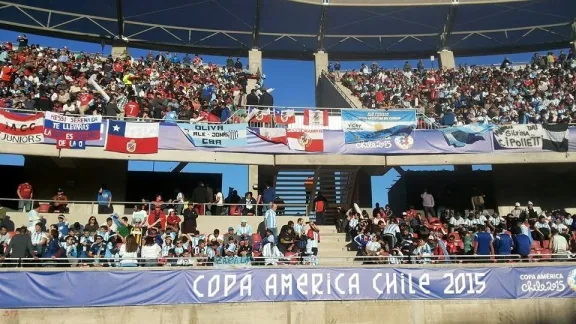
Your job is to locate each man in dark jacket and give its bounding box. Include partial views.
[259,89,273,108]
[181,203,198,234]
[191,182,209,215]
[8,226,35,265]
[104,96,121,117]
[246,89,259,106]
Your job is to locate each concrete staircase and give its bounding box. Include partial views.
[316,225,358,266]
[333,79,363,108]
[274,167,360,224]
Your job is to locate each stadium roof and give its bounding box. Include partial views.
[0,0,574,60]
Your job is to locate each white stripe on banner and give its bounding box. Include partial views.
[178,123,247,147]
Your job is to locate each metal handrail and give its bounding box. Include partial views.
[0,254,573,268]
[0,197,307,217]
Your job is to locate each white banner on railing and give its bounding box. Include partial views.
[493,124,542,149]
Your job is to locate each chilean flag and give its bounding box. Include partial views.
[303,109,329,126]
[105,120,159,154]
[247,107,272,123]
[286,129,324,152]
[249,127,287,144]
[274,109,295,125]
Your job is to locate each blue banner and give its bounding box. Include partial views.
[178,123,247,147]
[440,123,497,147]
[43,112,102,141]
[341,110,417,144]
[0,266,574,308]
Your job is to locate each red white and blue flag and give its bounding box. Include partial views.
[246,107,272,123]
[249,127,287,144]
[274,109,295,125]
[105,120,159,154]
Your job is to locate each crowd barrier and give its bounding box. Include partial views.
[0,254,573,268]
[1,108,573,155]
[0,264,575,307]
[0,197,307,218]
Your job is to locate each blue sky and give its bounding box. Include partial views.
[0,30,546,205]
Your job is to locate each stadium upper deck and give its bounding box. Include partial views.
[0,0,574,60]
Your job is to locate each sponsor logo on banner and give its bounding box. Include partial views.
[43,111,102,141]
[342,109,417,144]
[179,123,247,147]
[0,110,44,144]
[494,124,542,149]
[354,134,414,150]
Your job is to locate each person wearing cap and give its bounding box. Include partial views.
[525,201,538,219]
[236,218,252,237]
[510,202,523,218]
[49,188,69,213]
[224,226,238,244]
[88,234,107,262]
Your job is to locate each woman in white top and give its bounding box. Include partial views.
[140,236,161,267]
[119,235,140,267]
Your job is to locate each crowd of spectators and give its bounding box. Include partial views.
[337,195,576,264]
[338,49,576,126]
[0,181,320,267]
[0,34,273,123]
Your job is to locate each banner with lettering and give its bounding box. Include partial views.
[341,109,417,144]
[178,123,247,147]
[0,110,44,144]
[0,266,574,308]
[493,124,543,149]
[43,112,102,141]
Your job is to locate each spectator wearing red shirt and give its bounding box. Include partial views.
[148,205,166,232]
[124,99,140,119]
[166,209,181,234]
[17,182,33,212]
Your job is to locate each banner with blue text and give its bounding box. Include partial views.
[178,123,247,147]
[43,112,102,141]
[341,110,417,144]
[0,266,575,308]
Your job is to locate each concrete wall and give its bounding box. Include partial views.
[22,156,128,203]
[4,298,575,324]
[492,164,576,211]
[316,74,355,109]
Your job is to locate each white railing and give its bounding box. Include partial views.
[0,254,573,268]
[0,197,306,217]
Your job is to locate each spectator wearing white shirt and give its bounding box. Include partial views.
[449,213,466,232]
[236,219,252,237]
[420,189,436,221]
[264,203,278,244]
[365,235,381,256]
[551,218,568,233]
[31,223,47,256]
[533,216,551,248]
[119,235,139,267]
[549,228,569,260]
[140,236,161,267]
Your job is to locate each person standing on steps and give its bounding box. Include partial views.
[313,192,328,225]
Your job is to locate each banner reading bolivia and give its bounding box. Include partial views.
[43,111,102,141]
[341,109,416,144]
[0,110,44,144]
[179,123,247,147]
[493,124,542,149]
